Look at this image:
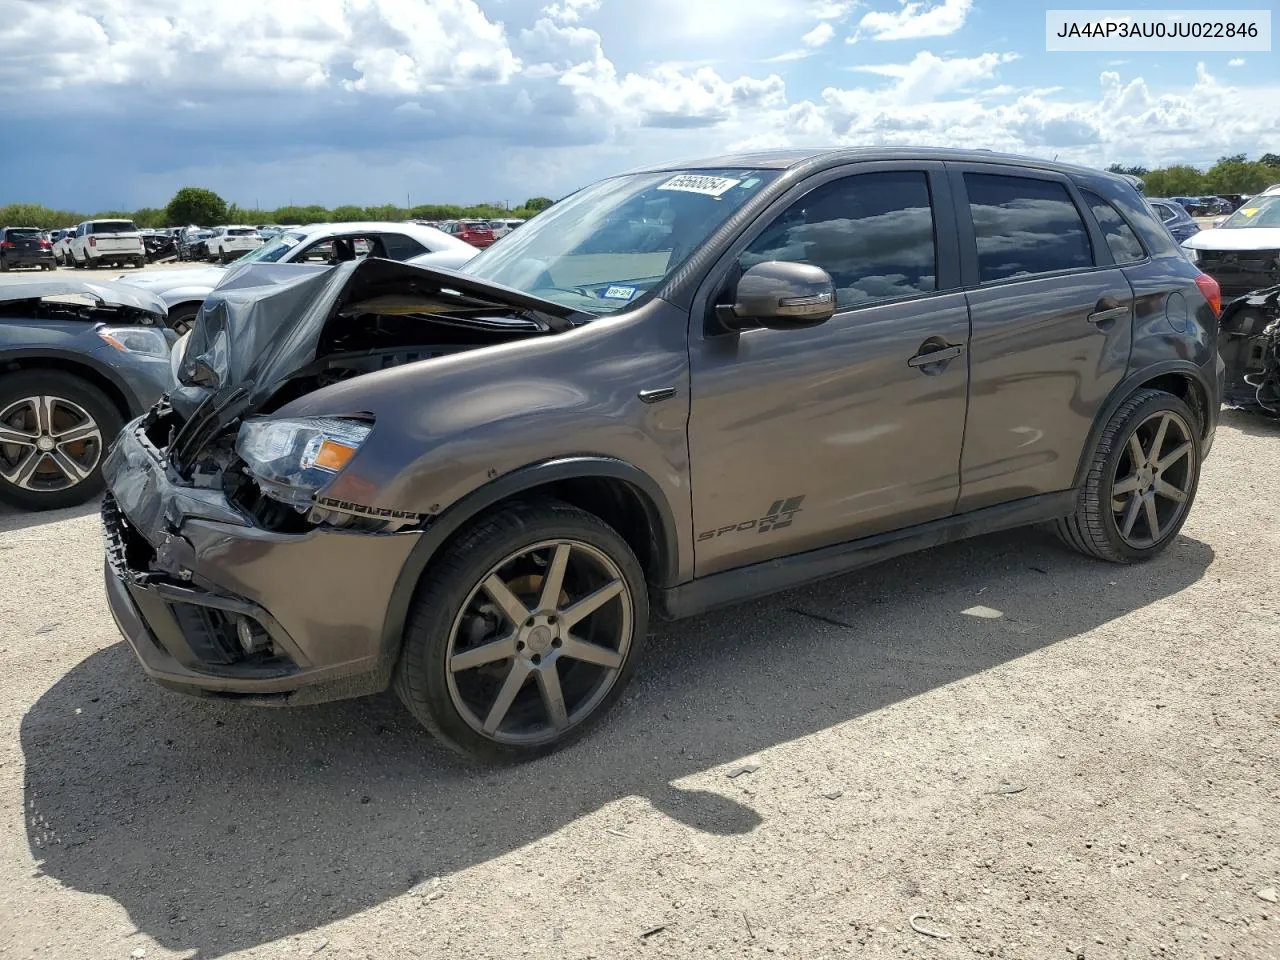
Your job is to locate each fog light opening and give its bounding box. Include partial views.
[234,615,272,656]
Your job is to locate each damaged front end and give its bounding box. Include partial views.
[101,257,575,702]
[1218,284,1280,416]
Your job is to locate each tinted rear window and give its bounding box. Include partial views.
[91,220,137,234]
[7,228,41,240]
[965,173,1093,282]
[227,228,255,236]
[1083,190,1145,263]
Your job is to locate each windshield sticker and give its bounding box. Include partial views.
[657,174,743,197]
[602,285,638,301]
[1240,208,1259,218]
[280,234,300,247]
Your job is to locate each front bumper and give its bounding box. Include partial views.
[101,418,423,704]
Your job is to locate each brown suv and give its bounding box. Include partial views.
[102,148,1225,761]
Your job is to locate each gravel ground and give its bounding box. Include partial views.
[1,343,1278,956]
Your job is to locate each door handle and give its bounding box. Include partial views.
[907,343,965,368]
[1087,297,1130,324]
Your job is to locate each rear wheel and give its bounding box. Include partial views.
[0,257,8,273]
[0,371,123,511]
[1055,389,1200,563]
[394,500,648,762]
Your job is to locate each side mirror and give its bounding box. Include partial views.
[1213,216,1227,228]
[715,261,836,333]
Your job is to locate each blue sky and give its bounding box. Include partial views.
[0,0,1276,212]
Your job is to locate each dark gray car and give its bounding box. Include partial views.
[101,148,1225,761]
[1,279,173,509]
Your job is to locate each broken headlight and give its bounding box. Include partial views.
[235,417,371,507]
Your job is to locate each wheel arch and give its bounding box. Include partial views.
[0,350,138,420]
[377,456,682,669]
[1073,361,1212,490]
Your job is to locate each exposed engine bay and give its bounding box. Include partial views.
[146,258,576,535]
[0,291,166,327]
[1218,284,1280,415]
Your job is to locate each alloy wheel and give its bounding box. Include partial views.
[1110,410,1196,549]
[445,538,633,746]
[0,396,104,492]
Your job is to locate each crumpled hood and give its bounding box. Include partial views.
[0,278,168,317]
[1183,228,1280,251]
[168,256,575,429]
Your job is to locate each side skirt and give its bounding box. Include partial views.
[652,490,1077,621]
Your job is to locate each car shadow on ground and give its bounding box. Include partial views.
[0,499,99,535]
[22,527,1213,958]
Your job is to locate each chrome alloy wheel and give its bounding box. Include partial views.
[0,395,104,492]
[445,539,634,746]
[1110,409,1196,549]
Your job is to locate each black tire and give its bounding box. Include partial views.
[394,499,649,762]
[133,257,146,269]
[0,371,124,511]
[166,303,200,335]
[1054,389,1201,563]
[0,256,8,272]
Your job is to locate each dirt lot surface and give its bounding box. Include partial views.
[1,404,1278,958]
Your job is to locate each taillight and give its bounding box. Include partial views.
[0,241,13,249]
[1194,272,1221,318]
[38,240,51,249]
[89,236,97,247]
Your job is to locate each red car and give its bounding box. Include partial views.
[446,220,496,248]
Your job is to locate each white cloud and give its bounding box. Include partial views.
[808,1,860,20]
[1228,58,1245,67]
[851,0,972,42]
[802,22,836,47]
[852,51,1017,100]
[542,0,601,24]
[0,0,520,94]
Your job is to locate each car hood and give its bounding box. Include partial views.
[165,257,576,458]
[1183,228,1280,251]
[113,266,227,291]
[0,278,167,317]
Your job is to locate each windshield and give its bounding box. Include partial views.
[1219,195,1280,229]
[230,231,307,264]
[459,168,779,315]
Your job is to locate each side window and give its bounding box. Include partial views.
[298,239,336,262]
[740,170,937,308]
[1082,190,1145,263]
[380,233,427,259]
[964,173,1093,282]
[1153,202,1176,223]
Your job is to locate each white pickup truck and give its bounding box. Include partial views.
[68,219,147,269]
[206,225,263,263]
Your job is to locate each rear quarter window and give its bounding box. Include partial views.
[1082,190,1146,264]
[964,173,1093,282]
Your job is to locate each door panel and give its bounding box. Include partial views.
[950,165,1134,509]
[690,295,971,575]
[687,163,970,577]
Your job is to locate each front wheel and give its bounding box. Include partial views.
[0,371,123,510]
[1055,389,1201,563]
[394,500,648,762]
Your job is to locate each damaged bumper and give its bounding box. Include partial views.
[101,416,423,705]
[1219,285,1280,415]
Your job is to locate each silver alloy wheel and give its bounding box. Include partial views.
[0,395,104,492]
[1110,409,1196,549]
[445,538,634,746]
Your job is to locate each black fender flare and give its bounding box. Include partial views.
[1071,360,1215,489]
[377,456,681,666]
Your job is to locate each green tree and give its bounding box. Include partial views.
[330,205,366,223]
[0,203,85,230]
[1142,165,1204,196]
[1260,153,1280,168]
[1216,153,1247,166]
[165,187,227,227]
[1203,159,1273,194]
[271,204,331,225]
[131,207,165,228]
[524,196,554,212]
